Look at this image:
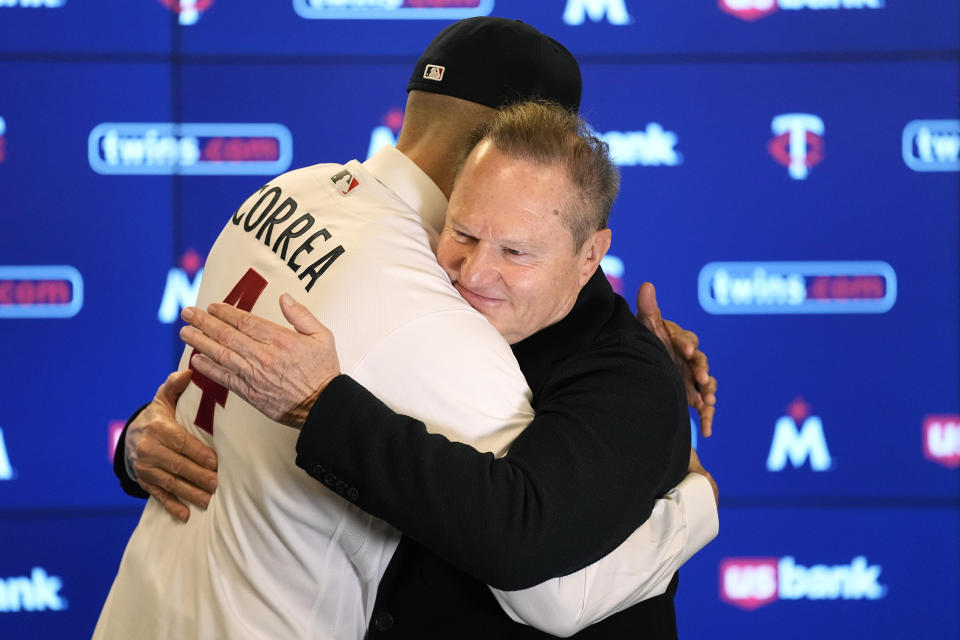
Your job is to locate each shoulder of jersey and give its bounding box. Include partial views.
[270,161,367,198]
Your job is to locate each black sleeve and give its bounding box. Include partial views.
[113,404,151,499]
[295,343,689,591]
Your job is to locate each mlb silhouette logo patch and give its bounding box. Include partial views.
[330,169,360,195]
[423,65,445,82]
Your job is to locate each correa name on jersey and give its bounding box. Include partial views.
[720,556,886,611]
[698,261,897,314]
[230,183,345,293]
[0,568,67,613]
[88,123,292,176]
[293,0,493,20]
[0,266,84,319]
[902,119,960,172]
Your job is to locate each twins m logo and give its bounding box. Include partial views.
[767,398,833,472]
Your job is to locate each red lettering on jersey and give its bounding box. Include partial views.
[190,268,268,434]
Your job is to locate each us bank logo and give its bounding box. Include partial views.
[902,120,960,172]
[89,123,292,175]
[0,568,68,613]
[720,556,886,611]
[923,415,960,468]
[768,113,823,180]
[720,0,883,22]
[0,266,84,319]
[767,398,832,472]
[294,0,493,20]
[698,261,897,314]
[158,250,204,323]
[157,0,214,25]
[597,123,682,167]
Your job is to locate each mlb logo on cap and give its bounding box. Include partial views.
[423,64,446,82]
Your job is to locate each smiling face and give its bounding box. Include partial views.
[436,140,611,344]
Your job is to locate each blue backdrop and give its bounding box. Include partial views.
[1,0,957,637]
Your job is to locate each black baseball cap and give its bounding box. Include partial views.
[407,17,581,113]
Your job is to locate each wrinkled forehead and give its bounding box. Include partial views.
[448,157,578,252]
[455,140,576,201]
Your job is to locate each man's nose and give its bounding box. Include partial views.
[460,245,499,288]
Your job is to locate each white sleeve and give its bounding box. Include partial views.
[489,473,719,637]
[346,307,534,456]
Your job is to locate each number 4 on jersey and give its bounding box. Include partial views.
[189,268,268,434]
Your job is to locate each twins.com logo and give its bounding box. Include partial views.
[698,261,897,315]
[88,123,292,176]
[0,266,83,319]
[902,119,960,172]
[719,0,883,22]
[0,0,65,8]
[294,0,493,20]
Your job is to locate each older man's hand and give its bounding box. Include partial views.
[180,293,341,429]
[635,282,718,437]
[127,370,219,522]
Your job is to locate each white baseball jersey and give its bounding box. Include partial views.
[94,146,717,639]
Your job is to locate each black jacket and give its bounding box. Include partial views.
[295,270,690,637]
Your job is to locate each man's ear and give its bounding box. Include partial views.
[578,228,612,287]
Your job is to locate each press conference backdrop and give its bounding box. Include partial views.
[0,1,957,637]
